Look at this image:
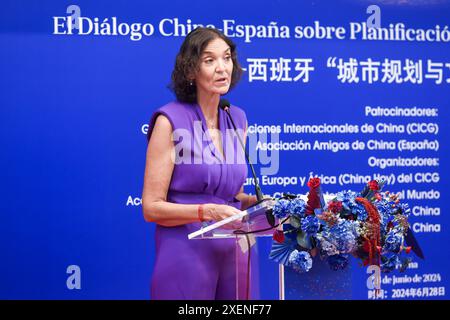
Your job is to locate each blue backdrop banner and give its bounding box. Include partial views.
[0,0,449,300]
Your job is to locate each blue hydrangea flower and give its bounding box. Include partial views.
[335,190,358,208]
[328,220,357,253]
[272,199,291,219]
[383,231,403,253]
[397,203,411,217]
[348,202,365,218]
[288,197,306,219]
[374,199,395,231]
[381,252,400,273]
[355,207,368,221]
[376,199,396,216]
[316,234,339,256]
[335,190,365,218]
[327,254,349,271]
[301,215,320,235]
[288,250,312,273]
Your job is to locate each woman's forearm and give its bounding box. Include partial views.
[143,200,216,227]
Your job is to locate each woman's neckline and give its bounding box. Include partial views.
[194,103,226,162]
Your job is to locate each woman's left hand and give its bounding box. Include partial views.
[241,195,258,211]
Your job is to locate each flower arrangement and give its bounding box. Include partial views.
[269,178,415,274]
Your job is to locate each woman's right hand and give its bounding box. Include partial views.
[205,204,243,229]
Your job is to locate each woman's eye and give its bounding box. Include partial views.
[225,56,231,61]
[205,59,213,64]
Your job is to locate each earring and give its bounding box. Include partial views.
[189,80,194,86]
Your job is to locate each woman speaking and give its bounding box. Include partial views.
[142,27,257,300]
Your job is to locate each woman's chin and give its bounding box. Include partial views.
[216,87,231,95]
[201,86,230,97]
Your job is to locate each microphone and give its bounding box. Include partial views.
[219,99,275,227]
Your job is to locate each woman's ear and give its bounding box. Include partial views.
[187,74,196,86]
[187,72,195,82]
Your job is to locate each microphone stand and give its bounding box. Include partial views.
[221,104,275,227]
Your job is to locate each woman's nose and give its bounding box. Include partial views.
[215,59,226,72]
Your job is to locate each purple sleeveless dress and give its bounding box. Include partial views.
[146,101,249,300]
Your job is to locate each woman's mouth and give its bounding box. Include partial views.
[215,77,228,85]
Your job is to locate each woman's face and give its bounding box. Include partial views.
[194,38,233,98]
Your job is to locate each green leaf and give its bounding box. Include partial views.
[297,231,313,250]
[290,216,301,229]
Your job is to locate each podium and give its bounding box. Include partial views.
[188,195,353,300]
[188,198,275,300]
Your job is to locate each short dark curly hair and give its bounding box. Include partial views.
[170,27,243,103]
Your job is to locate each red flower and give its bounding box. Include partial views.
[362,239,371,252]
[307,177,321,189]
[368,180,380,191]
[305,178,322,215]
[273,230,285,244]
[327,201,343,214]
